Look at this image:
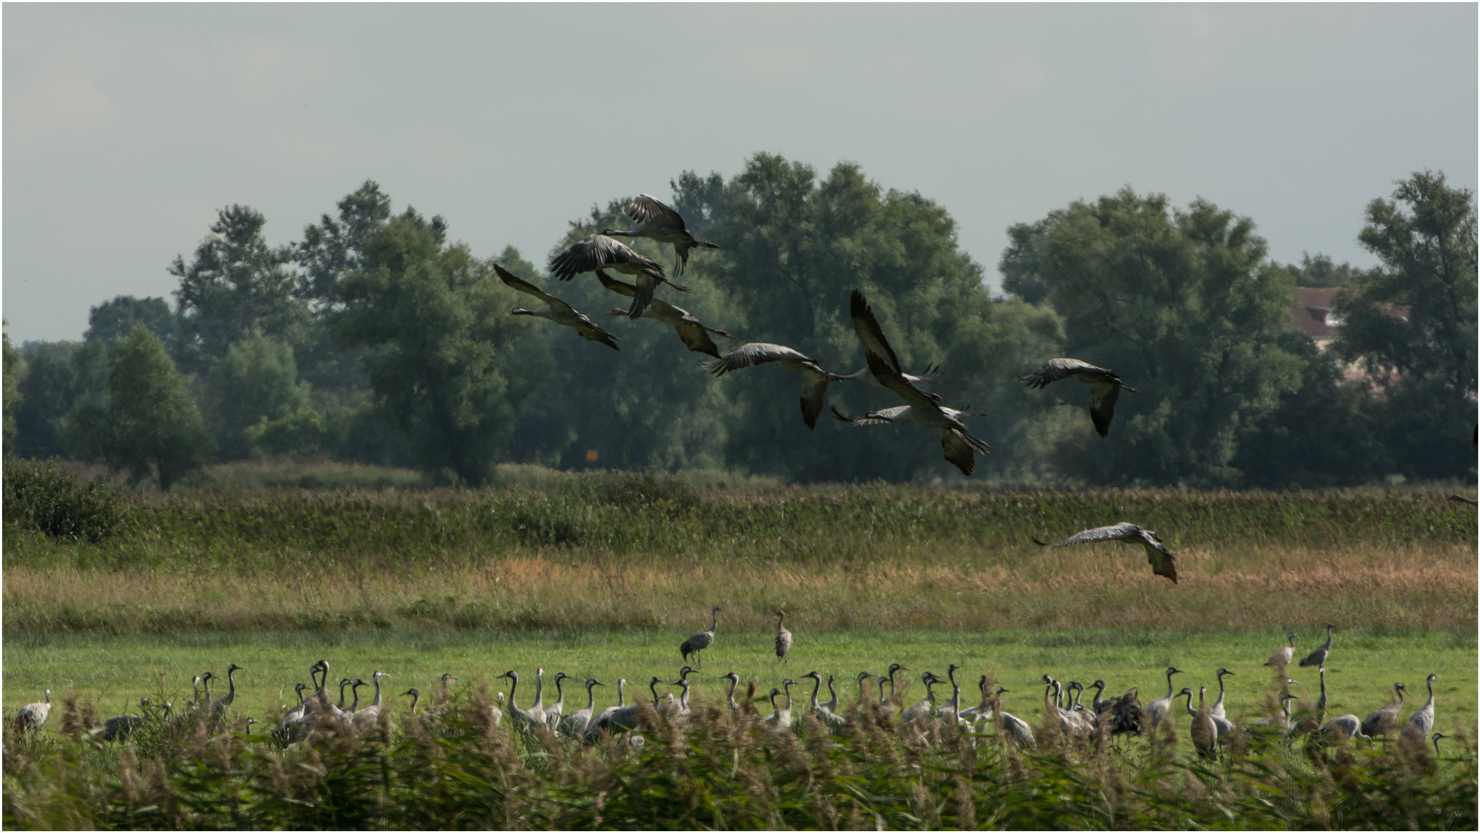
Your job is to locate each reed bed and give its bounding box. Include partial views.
[4,474,1475,634]
[3,683,1475,830]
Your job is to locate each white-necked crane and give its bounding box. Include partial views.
[594,269,731,358]
[706,343,833,430]
[600,194,720,277]
[497,264,619,350]
[1021,358,1141,437]
[839,290,989,475]
[1032,522,1178,583]
[549,234,685,320]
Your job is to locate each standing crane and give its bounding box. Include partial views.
[1360,682,1407,739]
[211,663,243,722]
[1032,523,1178,583]
[351,670,389,736]
[1191,686,1218,760]
[1264,633,1297,669]
[497,264,620,350]
[1147,667,1184,731]
[1399,673,1440,747]
[544,672,571,730]
[549,234,683,320]
[15,689,52,735]
[706,343,834,430]
[600,194,720,277]
[721,672,742,711]
[594,270,731,357]
[1298,624,1335,668]
[774,611,793,662]
[498,670,542,732]
[1020,358,1142,437]
[561,679,604,737]
[1209,668,1235,720]
[681,606,721,667]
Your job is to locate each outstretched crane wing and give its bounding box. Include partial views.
[1089,382,1122,438]
[1020,358,1108,389]
[850,290,905,375]
[628,194,687,231]
[704,342,816,375]
[495,265,573,314]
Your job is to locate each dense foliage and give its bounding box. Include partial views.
[6,161,1475,489]
[1,458,121,542]
[3,686,1475,830]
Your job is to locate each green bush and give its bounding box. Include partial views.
[2,458,122,542]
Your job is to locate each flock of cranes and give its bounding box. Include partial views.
[501,193,1141,478]
[11,623,1449,765]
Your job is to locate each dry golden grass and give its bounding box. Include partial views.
[5,539,1473,633]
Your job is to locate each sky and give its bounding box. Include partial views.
[4,3,1476,345]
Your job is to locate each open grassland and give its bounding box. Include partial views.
[3,478,1476,634]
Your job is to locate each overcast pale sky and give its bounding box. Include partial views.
[4,3,1476,345]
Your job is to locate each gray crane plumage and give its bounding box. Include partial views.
[774,611,792,662]
[498,264,620,350]
[680,606,720,667]
[706,344,832,430]
[549,233,683,320]
[594,270,730,357]
[1033,522,1178,583]
[1299,624,1335,668]
[845,290,989,474]
[1021,358,1142,437]
[601,194,720,277]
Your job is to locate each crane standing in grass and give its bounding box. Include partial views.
[774,611,792,662]
[15,689,52,735]
[681,607,721,668]
[1299,625,1335,668]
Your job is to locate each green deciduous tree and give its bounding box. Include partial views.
[84,296,178,351]
[64,324,212,489]
[1002,188,1303,486]
[329,209,537,485]
[3,323,21,449]
[1334,171,1477,480]
[171,205,308,374]
[12,339,106,460]
[198,334,311,461]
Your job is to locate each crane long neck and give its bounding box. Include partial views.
[1165,671,1176,699]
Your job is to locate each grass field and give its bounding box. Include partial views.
[3,472,1477,828]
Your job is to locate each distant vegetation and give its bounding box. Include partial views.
[4,473,1473,635]
[4,162,1474,490]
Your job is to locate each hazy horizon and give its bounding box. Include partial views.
[5,3,1475,345]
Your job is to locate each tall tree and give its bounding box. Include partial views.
[64,324,212,490]
[329,209,537,484]
[170,205,307,374]
[12,340,106,461]
[1002,188,1303,487]
[197,334,311,461]
[1335,170,1478,478]
[84,296,178,351]
[3,323,21,449]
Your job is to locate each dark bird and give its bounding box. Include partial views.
[1021,358,1142,437]
[595,269,731,357]
[1032,522,1177,583]
[497,264,620,350]
[601,194,720,277]
[838,290,990,475]
[705,343,833,430]
[1298,624,1334,668]
[549,234,684,319]
[680,606,721,667]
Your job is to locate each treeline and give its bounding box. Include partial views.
[3,156,1474,489]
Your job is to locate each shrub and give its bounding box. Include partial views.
[2,458,122,542]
